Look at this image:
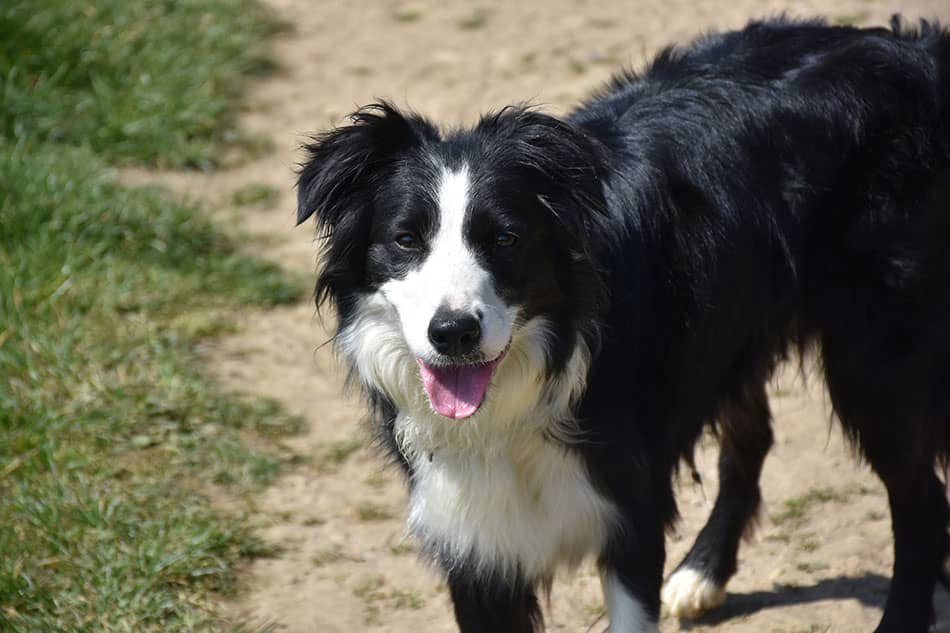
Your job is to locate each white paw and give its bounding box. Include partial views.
[661,567,726,620]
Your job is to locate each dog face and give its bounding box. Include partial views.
[297,103,607,420]
[370,163,531,418]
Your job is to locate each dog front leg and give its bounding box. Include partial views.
[447,567,543,633]
[600,514,664,633]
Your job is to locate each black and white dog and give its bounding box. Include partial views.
[296,17,950,633]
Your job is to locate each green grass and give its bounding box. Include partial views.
[458,8,490,31]
[832,12,869,27]
[392,7,422,23]
[771,486,849,526]
[795,561,831,574]
[0,142,304,631]
[0,1,305,630]
[356,503,395,522]
[318,438,362,471]
[1,0,284,169]
[231,183,280,208]
[389,542,416,556]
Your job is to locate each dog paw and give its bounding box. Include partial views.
[661,567,726,619]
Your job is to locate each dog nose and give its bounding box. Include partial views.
[428,310,481,357]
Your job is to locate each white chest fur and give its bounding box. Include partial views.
[405,426,616,582]
[339,295,614,581]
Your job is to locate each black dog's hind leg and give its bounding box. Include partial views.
[819,265,950,633]
[447,567,543,633]
[662,383,773,619]
[873,466,949,632]
[824,372,949,631]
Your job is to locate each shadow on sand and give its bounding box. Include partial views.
[680,573,950,631]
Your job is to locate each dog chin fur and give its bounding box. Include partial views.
[338,290,615,581]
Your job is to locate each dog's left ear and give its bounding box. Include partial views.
[477,107,610,233]
[296,102,438,227]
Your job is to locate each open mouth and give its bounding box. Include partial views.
[417,347,509,420]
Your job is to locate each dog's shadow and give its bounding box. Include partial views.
[679,574,950,632]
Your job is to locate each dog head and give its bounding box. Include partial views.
[297,103,607,421]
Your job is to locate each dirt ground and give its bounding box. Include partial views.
[154,1,950,631]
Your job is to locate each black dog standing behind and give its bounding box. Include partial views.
[297,17,950,633]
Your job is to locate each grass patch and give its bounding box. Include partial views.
[832,12,869,27]
[568,59,588,75]
[231,182,280,207]
[0,1,305,628]
[392,7,422,23]
[350,65,374,78]
[356,503,395,522]
[312,546,347,567]
[318,438,362,472]
[353,575,386,599]
[353,575,424,624]
[0,0,285,168]
[364,472,389,489]
[0,142,304,631]
[795,561,830,574]
[588,17,615,29]
[771,487,849,526]
[389,542,416,556]
[458,8,490,31]
[798,536,821,553]
[766,531,793,544]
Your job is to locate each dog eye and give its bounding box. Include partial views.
[496,232,518,248]
[395,233,420,249]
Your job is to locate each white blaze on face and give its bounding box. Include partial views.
[380,164,514,362]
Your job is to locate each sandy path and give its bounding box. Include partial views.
[162,1,950,631]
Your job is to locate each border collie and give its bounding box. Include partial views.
[296,16,950,633]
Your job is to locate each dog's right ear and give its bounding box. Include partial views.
[296,102,438,227]
[297,103,438,311]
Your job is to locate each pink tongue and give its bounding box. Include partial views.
[418,360,497,419]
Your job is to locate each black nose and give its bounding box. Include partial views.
[428,310,481,357]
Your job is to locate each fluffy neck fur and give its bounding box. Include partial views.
[337,291,616,581]
[339,291,594,456]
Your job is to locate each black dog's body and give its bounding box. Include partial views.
[572,17,950,632]
[298,17,950,633]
